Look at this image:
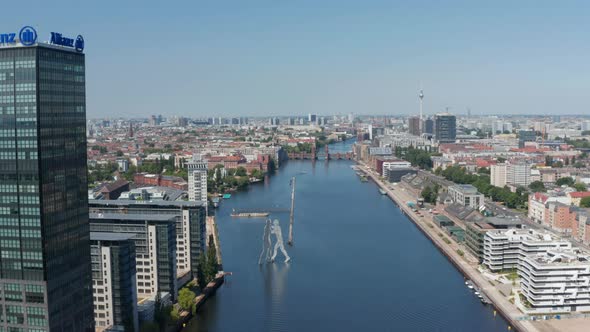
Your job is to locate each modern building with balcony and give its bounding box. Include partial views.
[518,249,590,313]
[483,229,571,272]
[91,232,138,332]
[89,213,178,301]
[89,200,206,281]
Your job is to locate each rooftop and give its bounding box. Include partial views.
[528,249,590,267]
[450,184,479,194]
[89,213,175,222]
[90,232,135,242]
[89,199,204,208]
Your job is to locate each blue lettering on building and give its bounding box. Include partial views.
[0,33,16,44]
[50,31,84,52]
[0,26,37,46]
[50,32,74,47]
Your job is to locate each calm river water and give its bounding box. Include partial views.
[186,141,508,332]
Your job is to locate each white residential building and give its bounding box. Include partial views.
[507,162,531,187]
[519,249,590,313]
[483,228,571,272]
[491,163,508,187]
[187,155,208,203]
[447,184,484,209]
[491,162,531,188]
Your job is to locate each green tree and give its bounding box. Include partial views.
[574,183,588,192]
[528,181,546,192]
[178,288,196,311]
[556,177,575,187]
[170,306,180,322]
[196,253,207,289]
[421,186,433,203]
[206,234,219,282]
[545,156,553,166]
[581,197,590,208]
[235,167,247,177]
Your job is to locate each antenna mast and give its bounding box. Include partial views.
[288,177,296,246]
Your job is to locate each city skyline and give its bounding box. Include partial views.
[3,1,590,118]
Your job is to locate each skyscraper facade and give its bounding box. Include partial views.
[434,113,457,143]
[0,28,93,331]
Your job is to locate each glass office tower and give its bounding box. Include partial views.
[0,43,93,331]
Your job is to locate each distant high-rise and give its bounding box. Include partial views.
[308,113,317,123]
[424,118,434,134]
[434,113,457,143]
[187,155,208,203]
[0,28,94,330]
[518,130,536,148]
[408,116,422,136]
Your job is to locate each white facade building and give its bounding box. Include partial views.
[491,163,507,187]
[187,155,208,203]
[447,184,485,209]
[507,162,531,187]
[519,249,590,313]
[483,229,571,272]
[491,162,531,188]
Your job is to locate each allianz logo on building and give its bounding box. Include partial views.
[0,26,83,52]
[0,26,37,46]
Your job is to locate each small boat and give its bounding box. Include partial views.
[468,285,474,289]
[379,188,387,195]
[223,194,232,199]
[474,291,480,295]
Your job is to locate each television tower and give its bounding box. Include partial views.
[418,89,424,133]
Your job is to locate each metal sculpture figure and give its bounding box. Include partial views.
[271,219,291,263]
[258,219,273,265]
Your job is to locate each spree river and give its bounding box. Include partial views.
[187,141,509,332]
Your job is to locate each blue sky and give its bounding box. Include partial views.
[4,1,590,118]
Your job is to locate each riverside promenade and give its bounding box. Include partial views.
[356,163,540,332]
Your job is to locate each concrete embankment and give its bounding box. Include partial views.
[356,165,536,332]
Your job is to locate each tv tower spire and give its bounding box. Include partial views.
[418,88,424,133]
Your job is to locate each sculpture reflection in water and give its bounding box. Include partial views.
[259,219,291,264]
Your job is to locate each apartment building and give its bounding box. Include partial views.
[519,249,590,313]
[89,200,206,280]
[89,213,178,301]
[91,233,139,332]
[483,229,571,272]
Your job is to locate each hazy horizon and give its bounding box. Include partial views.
[5,1,590,118]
